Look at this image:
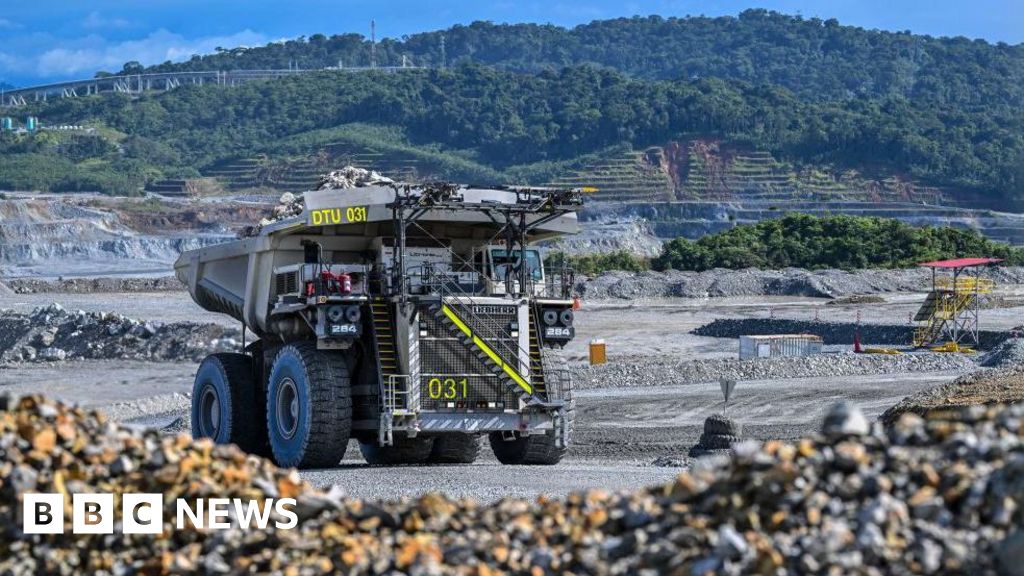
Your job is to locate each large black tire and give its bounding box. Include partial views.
[704,414,742,436]
[266,342,352,469]
[359,436,435,465]
[489,356,575,465]
[427,434,482,464]
[191,353,267,454]
[701,433,741,450]
[689,446,732,458]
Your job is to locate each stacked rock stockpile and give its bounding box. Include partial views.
[0,304,240,364]
[689,414,743,457]
[693,317,1011,349]
[3,276,184,295]
[571,352,976,390]
[3,394,1024,574]
[577,267,1024,300]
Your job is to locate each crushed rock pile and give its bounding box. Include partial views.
[883,367,1024,423]
[316,166,394,190]
[579,266,1024,300]
[0,304,241,364]
[571,352,976,390]
[4,276,184,295]
[3,395,1024,574]
[693,317,1011,349]
[981,337,1024,368]
[238,166,396,238]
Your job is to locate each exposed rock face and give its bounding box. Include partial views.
[0,197,231,277]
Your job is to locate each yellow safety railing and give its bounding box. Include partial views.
[913,292,976,347]
[934,277,994,293]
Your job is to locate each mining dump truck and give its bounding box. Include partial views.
[174,183,583,468]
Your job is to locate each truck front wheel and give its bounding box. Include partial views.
[191,353,267,454]
[267,342,352,468]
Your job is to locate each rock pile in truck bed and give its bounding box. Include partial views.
[3,394,1024,574]
[238,166,396,237]
[0,303,240,364]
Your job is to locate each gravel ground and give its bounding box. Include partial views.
[4,394,1024,574]
[571,352,976,390]
[579,266,1024,299]
[2,276,184,294]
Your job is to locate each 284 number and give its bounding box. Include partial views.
[427,377,468,399]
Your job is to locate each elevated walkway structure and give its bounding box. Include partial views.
[913,257,1002,349]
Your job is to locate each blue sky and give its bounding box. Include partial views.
[1,0,1022,87]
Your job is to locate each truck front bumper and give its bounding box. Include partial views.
[397,411,556,434]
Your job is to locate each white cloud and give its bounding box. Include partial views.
[0,18,20,29]
[34,29,268,77]
[82,12,132,29]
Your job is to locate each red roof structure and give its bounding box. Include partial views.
[917,257,1003,268]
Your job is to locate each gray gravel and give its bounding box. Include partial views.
[0,303,241,364]
[571,352,977,390]
[579,266,1024,299]
[980,337,1024,367]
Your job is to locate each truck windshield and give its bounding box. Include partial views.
[490,249,543,281]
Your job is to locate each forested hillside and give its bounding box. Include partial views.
[2,10,1022,203]
[139,10,1024,107]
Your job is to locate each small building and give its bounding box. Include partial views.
[739,334,823,360]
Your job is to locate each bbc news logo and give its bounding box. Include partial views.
[23,493,298,534]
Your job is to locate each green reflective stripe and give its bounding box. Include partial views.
[440,304,532,395]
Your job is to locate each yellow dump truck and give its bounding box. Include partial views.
[174,183,583,468]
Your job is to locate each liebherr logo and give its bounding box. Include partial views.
[22,493,298,534]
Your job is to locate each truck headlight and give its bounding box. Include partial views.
[345,305,361,323]
[326,305,345,323]
[542,309,558,326]
[559,309,574,326]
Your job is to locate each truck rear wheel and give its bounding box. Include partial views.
[191,353,267,454]
[266,342,352,469]
[359,436,434,465]
[427,434,482,464]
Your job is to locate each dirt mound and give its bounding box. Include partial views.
[3,394,1024,574]
[980,338,1024,368]
[0,303,240,364]
[883,367,1024,422]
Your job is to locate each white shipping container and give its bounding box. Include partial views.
[739,334,823,360]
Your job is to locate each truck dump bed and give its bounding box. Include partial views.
[174,185,578,334]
